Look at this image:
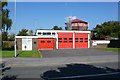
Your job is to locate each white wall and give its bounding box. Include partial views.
[92,40,110,46]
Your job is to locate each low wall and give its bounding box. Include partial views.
[91,40,110,48]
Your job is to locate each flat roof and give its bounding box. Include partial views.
[16,36,38,38]
[36,30,91,33]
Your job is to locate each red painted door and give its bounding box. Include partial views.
[38,38,54,49]
[75,33,88,48]
[58,32,73,48]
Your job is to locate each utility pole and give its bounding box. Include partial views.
[14,0,16,57]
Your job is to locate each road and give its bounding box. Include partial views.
[1,49,119,80]
[2,49,118,67]
[2,62,119,80]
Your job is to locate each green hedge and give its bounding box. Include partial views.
[2,41,14,50]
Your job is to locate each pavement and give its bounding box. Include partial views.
[1,49,118,67]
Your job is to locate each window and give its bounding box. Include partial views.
[47,41,51,43]
[52,32,55,35]
[46,32,51,35]
[80,38,83,42]
[75,38,78,42]
[64,38,67,40]
[75,38,78,41]
[38,32,41,35]
[69,38,73,42]
[58,38,62,40]
[85,38,88,42]
[69,38,72,40]
[58,38,62,42]
[69,41,73,42]
[43,32,47,35]
[41,41,45,43]
[64,38,67,42]
[80,38,83,40]
[34,41,36,44]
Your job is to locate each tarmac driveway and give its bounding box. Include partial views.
[40,48,118,58]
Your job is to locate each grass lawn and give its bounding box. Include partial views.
[97,48,120,52]
[0,50,42,58]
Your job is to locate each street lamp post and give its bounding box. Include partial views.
[14,0,16,57]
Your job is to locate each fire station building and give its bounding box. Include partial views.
[16,30,91,50]
[16,18,91,50]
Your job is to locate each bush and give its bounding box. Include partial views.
[2,41,14,50]
[108,40,120,48]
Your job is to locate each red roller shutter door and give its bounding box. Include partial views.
[75,33,88,48]
[38,38,54,49]
[58,32,73,48]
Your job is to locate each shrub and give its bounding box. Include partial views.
[2,41,14,50]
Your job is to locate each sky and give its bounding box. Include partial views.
[7,2,118,34]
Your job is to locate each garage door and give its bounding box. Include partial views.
[58,32,73,49]
[75,33,88,48]
[38,38,54,49]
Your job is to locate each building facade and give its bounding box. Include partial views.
[16,30,91,50]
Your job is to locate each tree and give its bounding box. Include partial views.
[1,2,12,42]
[118,31,120,38]
[17,29,29,36]
[2,31,8,41]
[93,21,120,39]
[8,33,15,41]
[51,26,62,30]
[28,30,33,36]
[1,2,12,32]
